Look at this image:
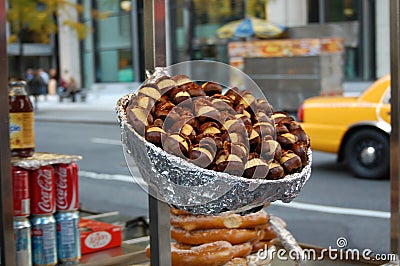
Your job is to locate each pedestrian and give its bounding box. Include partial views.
[66,76,78,102]
[25,68,33,81]
[27,70,44,110]
[38,68,49,100]
[47,68,58,95]
[61,70,80,102]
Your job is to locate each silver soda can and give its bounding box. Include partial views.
[55,211,81,264]
[30,215,57,266]
[14,217,32,266]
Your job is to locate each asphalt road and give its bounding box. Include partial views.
[34,121,391,255]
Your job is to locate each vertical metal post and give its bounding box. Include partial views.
[318,0,325,24]
[390,0,400,256]
[361,1,372,80]
[131,0,140,82]
[143,1,172,265]
[0,0,16,265]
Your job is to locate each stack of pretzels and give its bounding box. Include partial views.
[146,208,280,266]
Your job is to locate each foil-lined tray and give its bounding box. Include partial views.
[117,93,312,215]
[11,152,83,170]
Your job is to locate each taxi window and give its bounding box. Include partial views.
[383,86,391,104]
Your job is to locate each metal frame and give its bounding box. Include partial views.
[390,0,400,257]
[0,1,399,264]
[143,1,172,265]
[131,0,140,82]
[0,0,16,265]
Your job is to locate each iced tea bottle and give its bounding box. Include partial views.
[8,81,35,157]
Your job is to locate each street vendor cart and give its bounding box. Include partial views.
[1,1,400,266]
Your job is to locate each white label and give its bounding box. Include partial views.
[84,231,111,249]
[22,199,30,214]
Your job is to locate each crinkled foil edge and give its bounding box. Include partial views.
[11,152,83,170]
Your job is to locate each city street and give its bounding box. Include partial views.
[34,120,390,255]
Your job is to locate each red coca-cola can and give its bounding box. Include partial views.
[12,166,30,217]
[30,165,56,215]
[54,163,79,211]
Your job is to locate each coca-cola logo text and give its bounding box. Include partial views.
[55,167,68,209]
[36,169,54,213]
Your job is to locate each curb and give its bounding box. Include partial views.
[35,117,118,125]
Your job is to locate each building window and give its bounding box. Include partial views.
[93,0,133,83]
[307,0,373,81]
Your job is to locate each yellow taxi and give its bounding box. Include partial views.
[297,75,391,179]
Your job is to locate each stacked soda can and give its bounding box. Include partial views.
[30,165,58,266]
[12,166,32,266]
[54,163,81,265]
[12,162,81,265]
[29,163,81,265]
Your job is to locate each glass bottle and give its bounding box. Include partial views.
[9,81,35,157]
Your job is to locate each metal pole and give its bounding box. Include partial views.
[318,0,325,24]
[390,0,400,257]
[0,0,16,265]
[143,1,171,265]
[131,0,140,82]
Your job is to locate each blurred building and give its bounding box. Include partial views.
[7,0,390,91]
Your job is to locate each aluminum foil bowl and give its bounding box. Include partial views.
[117,93,312,215]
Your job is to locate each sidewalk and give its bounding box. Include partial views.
[34,87,135,125]
[34,81,372,124]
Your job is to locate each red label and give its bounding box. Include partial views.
[54,164,79,211]
[32,228,43,237]
[12,166,30,217]
[30,166,55,215]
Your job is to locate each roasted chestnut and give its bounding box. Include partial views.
[253,122,275,139]
[145,126,166,147]
[286,121,302,132]
[202,81,223,96]
[256,99,273,115]
[194,102,220,122]
[215,150,244,177]
[276,133,298,149]
[127,106,153,136]
[271,112,289,124]
[199,122,221,135]
[173,91,191,105]
[238,91,256,110]
[292,143,308,166]
[163,134,191,158]
[154,101,175,120]
[224,87,241,105]
[190,144,215,168]
[266,162,285,180]
[155,76,177,94]
[223,119,247,135]
[275,124,289,134]
[131,95,155,112]
[172,74,192,86]
[187,82,206,97]
[291,128,310,146]
[138,83,161,101]
[258,139,281,161]
[223,141,249,162]
[280,151,302,174]
[211,96,234,112]
[243,157,269,179]
[169,120,197,140]
[248,129,261,151]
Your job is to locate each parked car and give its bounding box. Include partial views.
[297,75,391,179]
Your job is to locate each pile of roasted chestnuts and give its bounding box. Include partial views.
[126,74,310,180]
